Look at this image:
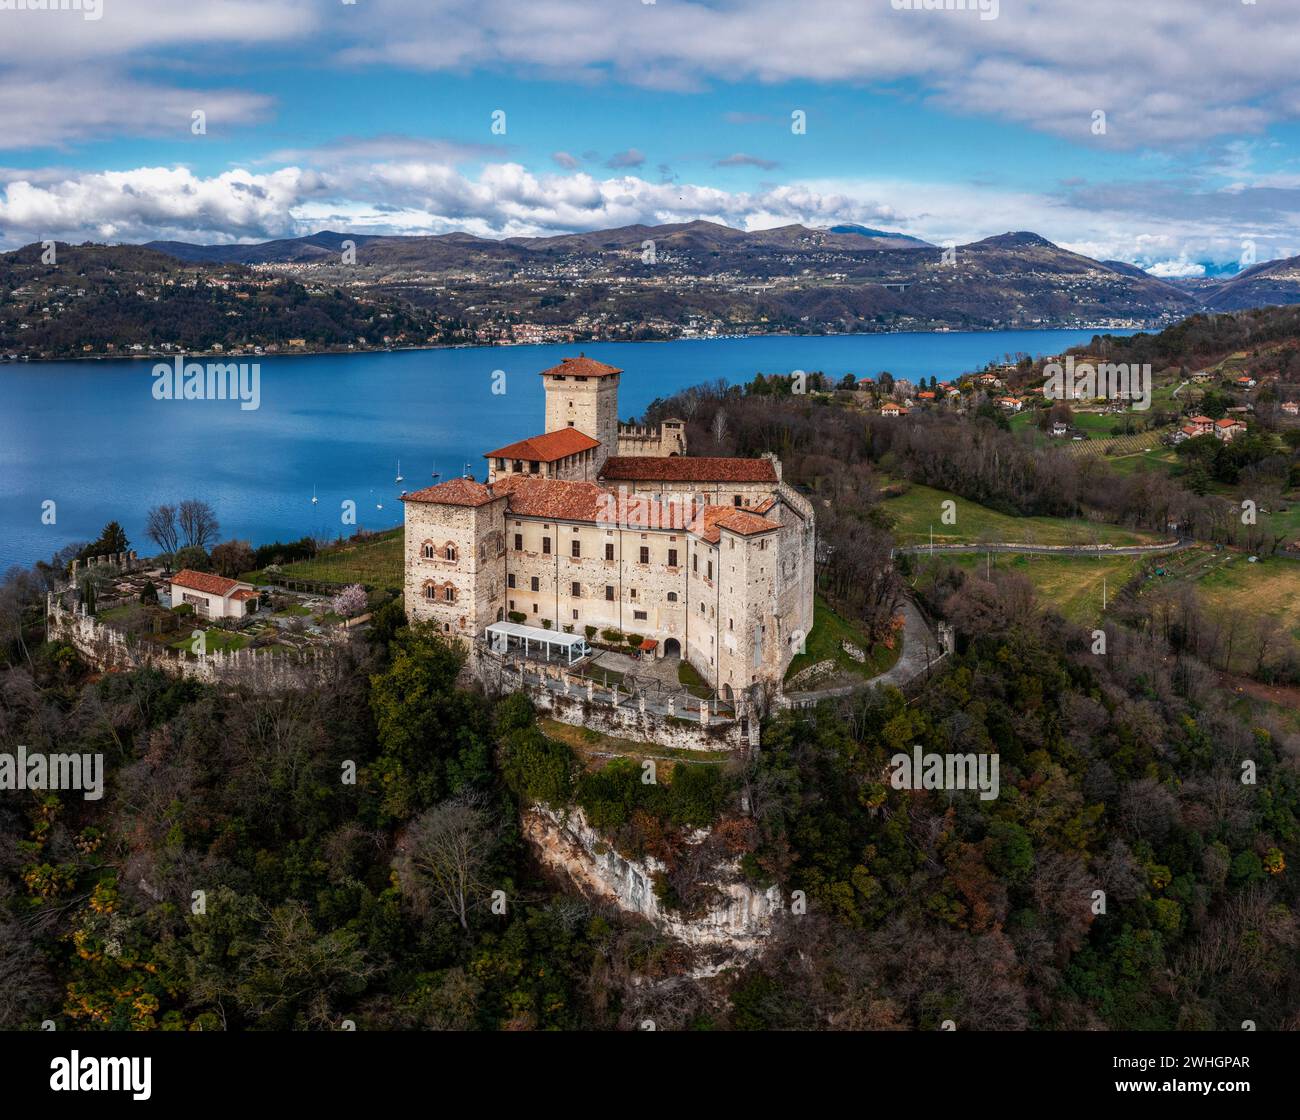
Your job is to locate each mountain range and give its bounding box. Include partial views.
[9,221,1300,351]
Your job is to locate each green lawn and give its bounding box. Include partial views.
[677,659,713,699]
[267,529,404,590]
[935,552,1144,625]
[783,595,900,683]
[169,627,250,654]
[880,479,1162,548]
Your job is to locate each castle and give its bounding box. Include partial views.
[401,356,815,698]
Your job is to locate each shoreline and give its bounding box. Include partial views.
[0,323,1147,366]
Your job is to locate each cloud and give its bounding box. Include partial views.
[551,151,581,169]
[714,153,780,170]
[605,148,646,169]
[1,157,1293,273]
[1146,258,1207,279]
[320,0,1300,148]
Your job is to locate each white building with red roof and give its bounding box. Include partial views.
[169,569,260,620]
[402,358,815,697]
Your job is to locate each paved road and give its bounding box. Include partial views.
[894,539,1191,558]
[783,597,939,705]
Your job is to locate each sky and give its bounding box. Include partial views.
[2,0,1300,273]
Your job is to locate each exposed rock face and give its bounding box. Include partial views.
[523,804,781,965]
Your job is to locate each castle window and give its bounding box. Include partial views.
[423,584,437,600]
[707,560,713,580]
[530,576,539,592]
[571,540,581,558]
[442,586,456,603]
[634,610,647,621]
[571,581,581,597]
[507,574,516,589]
[514,534,522,551]
[605,543,614,561]
[728,618,733,630]
[444,544,457,562]
[531,603,538,613]
[667,592,678,602]
[542,537,551,554]
[667,548,677,567]
[639,546,649,564]
[605,585,614,601]
[630,589,637,600]
[421,540,436,559]
[693,554,698,573]
[734,495,742,506]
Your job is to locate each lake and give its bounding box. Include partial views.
[0,329,1130,571]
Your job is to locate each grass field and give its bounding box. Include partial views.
[784,594,900,683]
[930,552,1144,625]
[880,479,1162,548]
[270,529,404,590]
[1136,547,1300,673]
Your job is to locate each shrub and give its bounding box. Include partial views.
[494,692,535,736]
[139,582,159,605]
[668,764,725,827]
[584,625,597,640]
[501,726,574,806]
[172,603,194,616]
[601,629,624,644]
[541,618,553,630]
[625,633,643,648]
[508,611,527,624]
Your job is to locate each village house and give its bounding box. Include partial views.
[1186,415,1215,436]
[169,569,260,620]
[1051,420,1069,437]
[1215,417,1247,442]
[1234,375,1257,390]
[880,402,907,417]
[997,396,1023,412]
[402,358,815,698]
[1281,400,1299,416]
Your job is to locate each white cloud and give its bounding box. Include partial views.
[1146,258,1207,279]
[0,157,1292,272]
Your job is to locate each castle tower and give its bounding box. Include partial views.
[400,477,507,646]
[541,355,622,463]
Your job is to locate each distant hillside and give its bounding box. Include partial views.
[0,242,455,358]
[1203,255,1300,311]
[139,222,1204,333]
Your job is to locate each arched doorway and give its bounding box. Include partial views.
[663,637,681,658]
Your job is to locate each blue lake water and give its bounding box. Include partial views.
[0,329,1130,571]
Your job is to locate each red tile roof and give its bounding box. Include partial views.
[170,569,245,597]
[492,475,690,528]
[599,455,778,483]
[231,588,259,601]
[539,356,623,379]
[484,428,600,463]
[1216,417,1243,428]
[401,477,499,506]
[691,506,781,544]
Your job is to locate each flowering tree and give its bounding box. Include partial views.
[331,584,368,619]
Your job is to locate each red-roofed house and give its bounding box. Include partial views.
[169,569,260,620]
[1215,417,1246,441]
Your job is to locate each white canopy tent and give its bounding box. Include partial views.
[485,621,592,665]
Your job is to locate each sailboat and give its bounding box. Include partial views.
[395,459,404,484]
[311,484,318,506]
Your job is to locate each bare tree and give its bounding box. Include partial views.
[711,409,728,446]
[177,499,220,549]
[145,504,179,554]
[395,794,498,932]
